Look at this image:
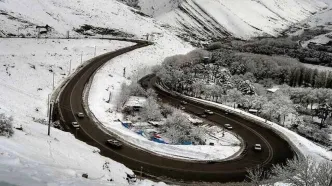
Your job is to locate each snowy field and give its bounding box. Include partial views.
[0,38,168,186]
[0,120,167,186]
[0,38,133,121]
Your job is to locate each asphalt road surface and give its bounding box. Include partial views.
[58,42,295,184]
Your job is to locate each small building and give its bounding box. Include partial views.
[267,87,279,94]
[248,109,259,115]
[188,117,203,125]
[121,121,133,129]
[123,96,147,112]
[148,121,164,127]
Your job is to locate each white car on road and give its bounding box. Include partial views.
[254,144,262,151]
[204,109,214,115]
[71,121,79,128]
[77,112,85,118]
[224,124,233,130]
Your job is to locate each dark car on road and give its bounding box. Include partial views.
[107,139,123,148]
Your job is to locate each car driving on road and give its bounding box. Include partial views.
[199,113,207,118]
[107,138,122,148]
[224,124,233,130]
[204,109,214,115]
[71,121,79,128]
[254,144,262,151]
[180,101,187,105]
[77,112,84,118]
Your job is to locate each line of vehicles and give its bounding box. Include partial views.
[180,100,263,152]
[71,105,262,154]
[71,112,124,148]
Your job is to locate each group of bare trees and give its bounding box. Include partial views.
[161,109,205,144]
[246,157,332,186]
[155,46,332,146]
[115,82,205,144]
[115,81,146,111]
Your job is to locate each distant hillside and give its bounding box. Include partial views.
[138,0,328,39]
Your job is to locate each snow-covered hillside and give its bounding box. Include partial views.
[0,0,190,185]
[0,0,168,38]
[292,0,332,45]
[0,38,170,186]
[139,0,328,39]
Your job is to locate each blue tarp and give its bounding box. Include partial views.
[122,123,130,128]
[151,137,167,144]
[182,141,192,145]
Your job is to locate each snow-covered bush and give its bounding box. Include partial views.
[0,113,14,137]
[162,110,205,144]
[244,156,332,186]
[160,104,175,117]
[206,42,222,51]
[140,97,162,121]
[271,157,332,186]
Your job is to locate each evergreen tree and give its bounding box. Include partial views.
[311,69,319,88]
[302,68,312,87]
[315,71,327,88]
[326,72,332,89]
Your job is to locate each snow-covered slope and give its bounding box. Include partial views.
[293,0,332,45]
[0,0,191,185]
[0,38,170,186]
[0,0,166,38]
[139,0,328,39]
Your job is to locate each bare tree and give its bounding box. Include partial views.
[115,83,131,111]
[140,97,162,121]
[246,165,269,186]
[271,157,332,186]
[0,113,14,137]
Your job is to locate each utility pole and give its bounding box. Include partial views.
[69,60,72,75]
[123,67,126,77]
[48,101,53,136]
[52,72,55,90]
[140,166,143,180]
[75,128,79,138]
[47,94,50,117]
[80,52,83,65]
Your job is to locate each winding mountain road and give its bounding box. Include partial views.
[57,40,295,184]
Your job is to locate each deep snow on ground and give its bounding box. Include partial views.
[0,38,133,121]
[0,38,168,186]
[139,0,327,39]
[0,123,168,186]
